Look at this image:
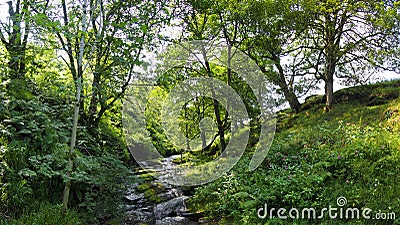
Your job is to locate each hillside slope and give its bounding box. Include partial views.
[189,80,400,224]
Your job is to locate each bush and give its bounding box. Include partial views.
[72,154,131,224]
[0,202,82,225]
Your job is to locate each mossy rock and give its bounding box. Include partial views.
[136,183,152,192]
[136,182,167,203]
[149,182,166,194]
[144,189,157,199]
[139,172,156,181]
[148,193,167,203]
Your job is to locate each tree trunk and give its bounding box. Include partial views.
[62,77,81,215]
[211,92,226,151]
[2,1,30,98]
[324,68,335,112]
[198,99,207,152]
[88,71,100,125]
[223,45,232,129]
[282,86,301,114]
[323,14,338,112]
[8,48,26,80]
[324,39,336,112]
[62,0,88,215]
[201,46,226,152]
[274,59,301,113]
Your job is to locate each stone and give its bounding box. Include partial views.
[154,196,189,220]
[125,192,144,202]
[156,216,195,225]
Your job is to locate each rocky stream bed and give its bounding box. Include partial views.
[123,155,205,225]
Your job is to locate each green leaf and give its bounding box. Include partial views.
[233,191,249,198]
[18,168,37,177]
[240,200,258,209]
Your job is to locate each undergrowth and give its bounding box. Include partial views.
[188,80,400,224]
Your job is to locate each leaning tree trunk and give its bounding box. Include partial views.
[275,60,301,113]
[282,86,301,114]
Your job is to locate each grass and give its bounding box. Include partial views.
[189,79,400,224]
[0,202,82,225]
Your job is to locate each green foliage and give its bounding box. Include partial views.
[0,96,71,215]
[72,155,131,224]
[0,202,82,225]
[144,87,178,156]
[189,83,400,224]
[0,76,130,224]
[1,0,399,224]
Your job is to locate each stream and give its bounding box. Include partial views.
[123,155,204,225]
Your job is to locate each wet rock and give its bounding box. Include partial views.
[156,216,194,225]
[124,155,201,224]
[125,210,155,224]
[156,188,183,202]
[154,196,189,219]
[125,192,144,202]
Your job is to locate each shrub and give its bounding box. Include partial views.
[0,202,82,225]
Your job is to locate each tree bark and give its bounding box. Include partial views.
[88,71,100,125]
[62,78,81,215]
[199,99,207,151]
[62,0,88,215]
[322,12,341,112]
[324,74,334,112]
[274,56,301,113]
[201,46,226,151]
[282,86,301,114]
[1,0,30,94]
[324,53,336,111]
[211,91,226,151]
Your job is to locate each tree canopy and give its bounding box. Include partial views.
[0,0,399,223]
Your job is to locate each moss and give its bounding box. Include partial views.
[301,94,324,110]
[139,172,156,181]
[143,189,156,199]
[136,183,151,193]
[147,193,165,203]
[136,181,167,203]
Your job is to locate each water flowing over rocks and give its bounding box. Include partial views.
[123,155,202,224]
